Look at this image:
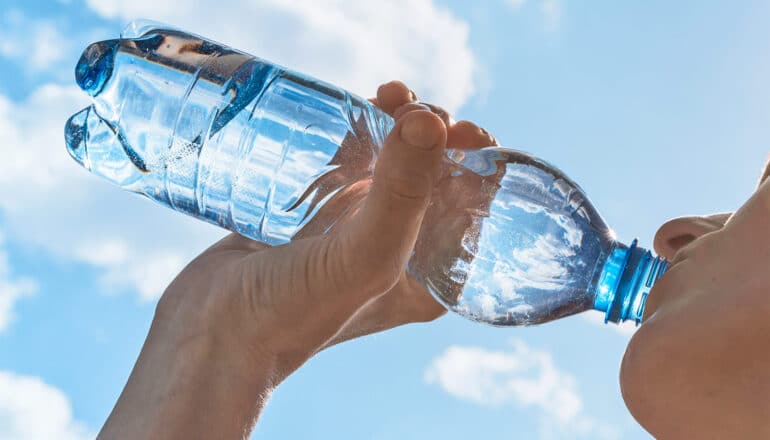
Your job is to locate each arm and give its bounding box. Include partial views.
[98,81,496,439]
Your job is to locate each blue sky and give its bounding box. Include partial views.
[0,1,766,439]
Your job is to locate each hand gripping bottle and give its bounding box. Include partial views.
[66,20,666,327]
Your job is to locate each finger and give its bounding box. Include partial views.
[368,97,378,107]
[394,102,456,133]
[237,109,446,355]
[376,80,416,115]
[338,109,447,293]
[418,102,452,128]
[448,120,498,149]
[319,276,446,350]
[392,102,432,120]
[375,82,457,133]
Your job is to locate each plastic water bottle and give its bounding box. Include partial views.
[65,20,667,327]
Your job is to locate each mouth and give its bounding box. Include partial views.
[664,255,684,272]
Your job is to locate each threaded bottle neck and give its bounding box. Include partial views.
[592,240,668,325]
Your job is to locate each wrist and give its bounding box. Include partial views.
[99,318,280,439]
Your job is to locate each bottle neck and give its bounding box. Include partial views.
[592,240,668,325]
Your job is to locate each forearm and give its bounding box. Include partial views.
[99,320,278,439]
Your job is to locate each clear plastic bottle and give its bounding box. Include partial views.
[65,20,667,327]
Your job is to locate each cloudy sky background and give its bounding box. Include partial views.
[0,0,766,438]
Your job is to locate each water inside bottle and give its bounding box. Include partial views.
[66,24,626,327]
[66,27,390,243]
[411,149,616,325]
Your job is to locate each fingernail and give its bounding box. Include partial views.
[400,113,441,150]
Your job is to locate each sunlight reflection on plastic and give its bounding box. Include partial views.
[65,20,667,328]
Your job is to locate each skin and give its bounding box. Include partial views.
[620,161,770,438]
[97,81,496,439]
[98,79,769,439]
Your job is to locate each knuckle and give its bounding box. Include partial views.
[454,120,477,130]
[421,102,451,123]
[379,80,408,98]
[456,120,497,143]
[321,236,357,291]
[393,102,432,120]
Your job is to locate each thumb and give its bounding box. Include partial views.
[237,109,446,355]
[336,109,447,293]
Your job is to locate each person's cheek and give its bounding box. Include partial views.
[620,315,680,434]
[620,283,712,431]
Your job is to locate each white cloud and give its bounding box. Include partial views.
[0,84,224,301]
[0,0,478,302]
[0,235,37,332]
[73,240,129,266]
[424,340,619,439]
[72,240,184,300]
[84,0,476,113]
[0,10,72,73]
[96,250,188,302]
[0,371,94,440]
[511,234,571,286]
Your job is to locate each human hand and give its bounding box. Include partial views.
[619,163,770,438]
[98,81,497,439]
[310,83,500,347]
